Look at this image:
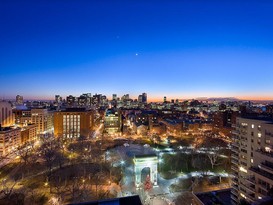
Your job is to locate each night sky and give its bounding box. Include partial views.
[1,0,273,101]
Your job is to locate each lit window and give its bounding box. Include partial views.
[239,166,248,173]
[258,133,262,138]
[251,159,254,163]
[265,147,271,152]
[252,124,254,129]
[240,193,247,199]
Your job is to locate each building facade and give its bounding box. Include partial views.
[54,108,94,139]
[0,126,21,156]
[231,117,273,204]
[31,109,54,134]
[20,124,38,144]
[14,109,32,125]
[104,109,122,134]
[0,101,14,127]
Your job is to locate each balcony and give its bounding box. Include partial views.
[260,162,273,175]
[240,157,247,164]
[245,184,255,193]
[231,170,239,177]
[232,184,239,191]
[246,176,255,185]
[232,143,239,150]
[232,130,239,135]
[231,189,239,197]
[233,177,239,183]
[231,165,238,172]
[255,150,273,164]
[231,154,238,160]
[249,166,273,181]
[246,193,256,202]
[258,183,270,192]
[232,149,239,155]
[231,194,238,205]
[231,159,239,165]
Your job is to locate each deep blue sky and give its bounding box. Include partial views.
[1,0,273,101]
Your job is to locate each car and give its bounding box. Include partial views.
[124,143,130,147]
[143,144,150,148]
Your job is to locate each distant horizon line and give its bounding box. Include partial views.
[2,95,273,103]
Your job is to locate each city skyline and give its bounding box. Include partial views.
[3,92,273,103]
[1,1,273,100]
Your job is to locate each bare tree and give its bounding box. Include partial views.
[16,142,38,178]
[16,143,33,166]
[40,140,57,179]
[51,174,66,204]
[66,176,80,203]
[199,137,227,169]
[0,179,17,200]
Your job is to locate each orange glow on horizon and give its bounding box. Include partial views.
[21,94,273,102]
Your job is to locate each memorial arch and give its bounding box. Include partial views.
[133,154,158,188]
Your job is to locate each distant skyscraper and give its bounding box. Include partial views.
[125,94,130,100]
[112,94,117,101]
[55,95,62,103]
[121,94,130,101]
[81,93,92,106]
[164,96,167,103]
[92,94,102,105]
[66,95,76,106]
[83,93,92,97]
[142,93,147,103]
[16,95,23,105]
[138,95,143,103]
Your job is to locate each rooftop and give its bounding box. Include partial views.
[61,108,88,112]
[195,189,231,205]
[0,126,19,132]
[68,195,142,205]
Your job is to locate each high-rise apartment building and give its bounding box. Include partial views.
[231,117,273,204]
[16,95,23,105]
[54,108,94,139]
[0,101,14,127]
[104,109,122,134]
